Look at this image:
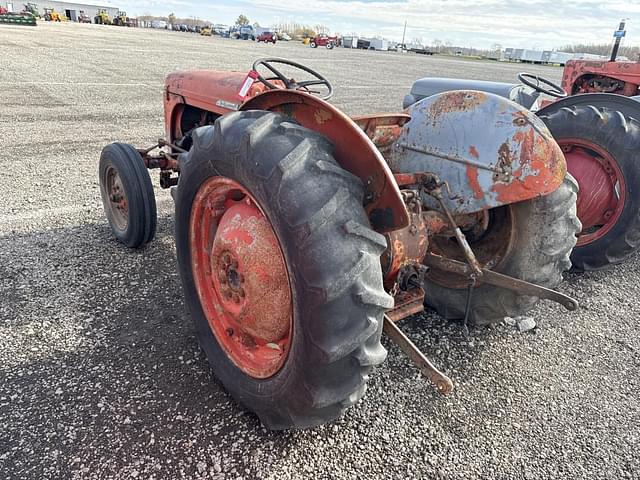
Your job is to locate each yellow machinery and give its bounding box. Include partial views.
[43,8,64,21]
[94,8,111,24]
[112,10,129,26]
[200,26,212,36]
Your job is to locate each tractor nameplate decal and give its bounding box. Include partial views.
[216,99,241,111]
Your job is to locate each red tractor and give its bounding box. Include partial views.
[256,31,277,44]
[100,58,583,429]
[310,34,337,49]
[561,20,639,98]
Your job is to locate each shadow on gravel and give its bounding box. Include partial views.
[0,217,295,479]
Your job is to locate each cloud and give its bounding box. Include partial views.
[115,0,637,49]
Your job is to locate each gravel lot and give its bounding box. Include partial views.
[1,22,639,480]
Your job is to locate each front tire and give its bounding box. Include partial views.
[310,41,317,48]
[425,176,580,326]
[98,143,157,248]
[174,111,391,429]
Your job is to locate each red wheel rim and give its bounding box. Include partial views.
[189,177,293,379]
[561,139,626,246]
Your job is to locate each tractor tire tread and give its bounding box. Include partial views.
[424,176,580,326]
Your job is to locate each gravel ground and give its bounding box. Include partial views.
[1,22,639,480]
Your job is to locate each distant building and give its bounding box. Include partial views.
[0,1,118,22]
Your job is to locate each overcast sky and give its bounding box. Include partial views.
[108,0,638,49]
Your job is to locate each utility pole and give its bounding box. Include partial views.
[401,20,407,49]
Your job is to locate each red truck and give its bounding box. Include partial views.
[310,34,337,49]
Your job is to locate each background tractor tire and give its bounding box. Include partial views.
[174,111,391,429]
[539,106,640,271]
[98,142,157,248]
[424,176,580,326]
[310,41,317,48]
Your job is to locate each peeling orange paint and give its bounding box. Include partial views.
[466,165,484,200]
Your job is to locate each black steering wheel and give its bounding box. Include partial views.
[252,58,333,100]
[518,72,567,98]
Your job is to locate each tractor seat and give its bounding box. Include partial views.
[403,77,539,110]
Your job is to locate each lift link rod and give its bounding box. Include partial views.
[424,253,579,311]
[383,314,454,395]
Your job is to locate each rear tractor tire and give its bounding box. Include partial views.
[539,105,640,271]
[99,143,157,248]
[424,176,581,326]
[174,111,391,429]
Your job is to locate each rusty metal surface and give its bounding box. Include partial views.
[561,59,640,95]
[352,113,411,154]
[386,287,425,322]
[381,190,428,283]
[383,315,454,395]
[391,90,567,215]
[242,89,409,233]
[424,253,579,311]
[189,177,293,379]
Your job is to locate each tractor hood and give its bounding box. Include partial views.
[403,77,539,110]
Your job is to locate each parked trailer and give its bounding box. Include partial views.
[342,36,358,48]
[368,38,388,51]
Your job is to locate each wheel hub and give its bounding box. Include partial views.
[562,139,626,246]
[105,166,128,231]
[190,177,293,379]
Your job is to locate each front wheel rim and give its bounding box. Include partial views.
[189,177,293,379]
[104,165,128,231]
[561,138,626,246]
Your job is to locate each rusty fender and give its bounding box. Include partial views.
[390,90,567,215]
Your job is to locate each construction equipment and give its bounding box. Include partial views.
[43,7,62,21]
[23,3,39,18]
[94,9,111,25]
[112,11,130,26]
[0,4,37,25]
[200,25,212,36]
[77,11,91,23]
[99,57,582,430]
